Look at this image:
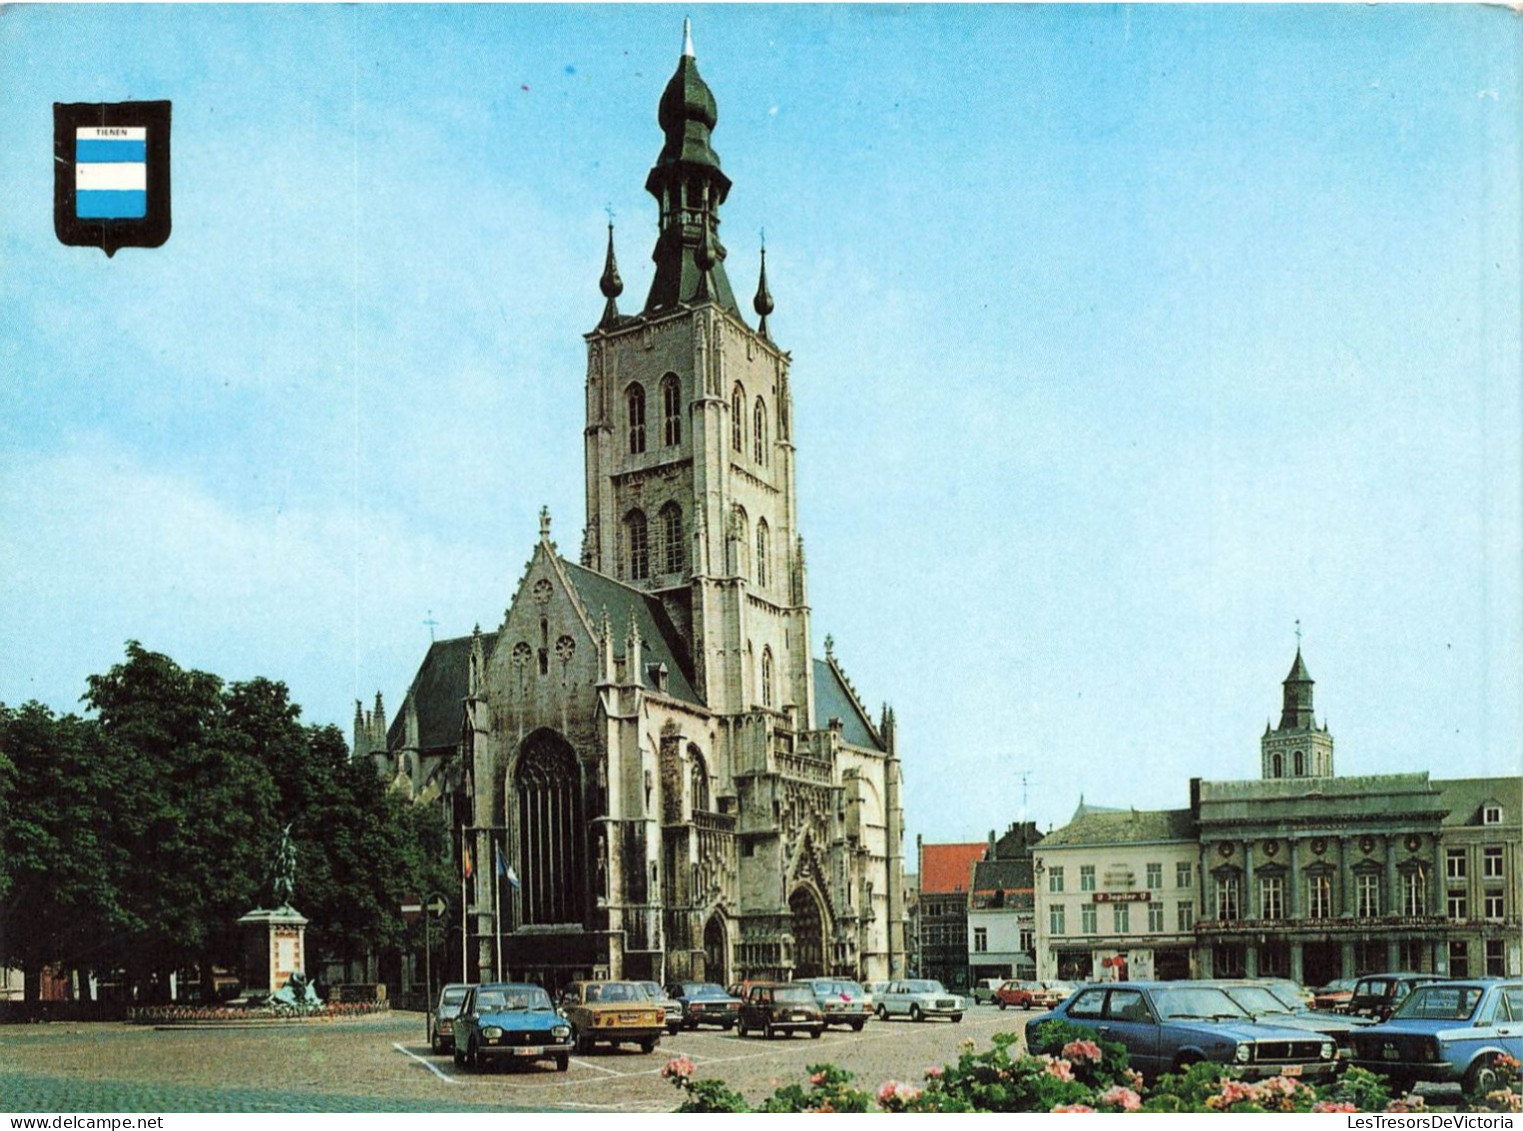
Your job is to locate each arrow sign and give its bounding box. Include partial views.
[427,896,447,919]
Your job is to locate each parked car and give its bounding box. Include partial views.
[793,977,870,1031]
[1312,978,1359,1012]
[1344,973,1447,1022]
[873,979,965,1023]
[1026,981,1338,1083]
[558,980,665,1054]
[993,980,1039,1011]
[636,980,685,1035]
[1252,977,1316,1011]
[1350,980,1523,1096]
[1034,980,1078,1009]
[971,977,1008,1005]
[1219,980,1368,1057]
[738,983,825,1039]
[666,981,742,1030]
[428,981,474,1054]
[861,981,886,1008]
[451,982,574,1072]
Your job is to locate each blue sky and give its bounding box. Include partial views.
[1,5,1518,841]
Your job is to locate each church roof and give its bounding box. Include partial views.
[387,631,498,754]
[920,842,987,895]
[1041,808,1196,848]
[560,561,701,705]
[813,657,885,751]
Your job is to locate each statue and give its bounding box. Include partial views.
[272,823,297,907]
[270,969,322,1011]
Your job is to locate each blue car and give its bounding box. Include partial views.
[452,982,575,1072]
[1025,981,1338,1083]
[1349,980,1523,1096]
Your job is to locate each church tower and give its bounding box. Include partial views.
[1261,648,1335,779]
[580,22,814,725]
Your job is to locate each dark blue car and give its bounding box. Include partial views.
[1349,980,1523,1096]
[452,982,575,1072]
[1025,981,1338,1083]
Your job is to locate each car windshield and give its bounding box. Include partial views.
[1151,986,1250,1021]
[775,987,815,1003]
[1225,986,1293,1014]
[475,986,553,1012]
[440,987,470,1007]
[1353,978,1396,1000]
[1391,985,1485,1022]
[637,982,665,999]
[814,981,864,998]
[904,980,945,994]
[585,983,645,1003]
[688,984,729,998]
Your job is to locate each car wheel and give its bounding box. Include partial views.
[910,1004,923,1023]
[998,1000,1007,1011]
[1385,1074,1416,1098]
[738,1020,750,1037]
[764,1022,775,1040]
[1172,1052,1203,1074]
[640,1037,658,1054]
[951,1013,963,1024]
[1464,1056,1501,1098]
[876,1004,888,1021]
[555,1053,569,1073]
[453,1042,465,1067]
[723,1021,736,1031]
[575,1030,593,1056]
[467,1040,481,1071]
[810,1027,822,1040]
[851,1020,865,1033]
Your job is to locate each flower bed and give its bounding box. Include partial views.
[128,1001,389,1025]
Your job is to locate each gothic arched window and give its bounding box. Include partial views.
[514,730,585,925]
[660,502,685,575]
[731,384,745,452]
[755,518,770,589]
[625,508,649,581]
[689,745,710,813]
[661,373,682,446]
[761,646,775,708]
[753,397,768,464]
[627,383,647,454]
[1271,751,1283,778]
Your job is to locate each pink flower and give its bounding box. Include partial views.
[1050,1104,1096,1113]
[810,1071,827,1085]
[1097,1086,1142,1112]
[924,1066,943,1080]
[877,1081,901,1104]
[1123,1068,1145,1090]
[660,1055,696,1082]
[1061,1039,1103,1064]
[1312,1102,1358,1113]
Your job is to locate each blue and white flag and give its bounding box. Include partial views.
[75,126,148,220]
[495,843,521,890]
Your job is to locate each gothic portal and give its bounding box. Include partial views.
[361,26,907,990]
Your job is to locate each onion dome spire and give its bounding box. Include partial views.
[599,220,624,327]
[753,243,774,339]
[643,22,739,316]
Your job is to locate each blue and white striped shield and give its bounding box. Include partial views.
[74,126,148,220]
[54,100,171,255]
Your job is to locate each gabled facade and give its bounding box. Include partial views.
[365,27,905,991]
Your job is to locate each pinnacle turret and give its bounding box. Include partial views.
[753,245,774,339]
[599,222,624,327]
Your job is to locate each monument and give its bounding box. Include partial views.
[237,824,312,1002]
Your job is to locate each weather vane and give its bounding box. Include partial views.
[605,202,616,225]
[424,610,439,642]
[1295,619,1302,647]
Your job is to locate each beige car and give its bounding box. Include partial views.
[558,980,665,1054]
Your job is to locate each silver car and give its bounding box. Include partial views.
[429,982,475,1053]
[637,980,686,1035]
[873,978,965,1023]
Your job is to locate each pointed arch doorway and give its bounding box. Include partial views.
[703,915,728,986]
[789,887,826,978]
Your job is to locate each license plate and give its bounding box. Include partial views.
[514,1046,543,1057]
[1281,1065,1302,1077]
[620,1013,642,1022]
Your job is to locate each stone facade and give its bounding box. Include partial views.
[363,32,905,992]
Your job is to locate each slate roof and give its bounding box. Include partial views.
[813,658,885,752]
[920,842,987,895]
[1040,808,1196,848]
[387,632,498,754]
[1197,773,1446,825]
[560,561,700,705]
[1435,776,1522,828]
[972,857,1034,895]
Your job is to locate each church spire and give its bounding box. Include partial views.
[1279,646,1315,730]
[599,221,624,328]
[643,22,738,315]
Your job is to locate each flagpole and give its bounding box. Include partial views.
[460,824,469,981]
[493,833,504,981]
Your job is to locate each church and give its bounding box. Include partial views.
[356,26,907,991]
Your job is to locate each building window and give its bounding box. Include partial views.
[1293,749,1305,775]
[1081,904,1097,935]
[1308,873,1332,919]
[1080,865,1096,892]
[1019,928,1034,952]
[1146,863,1162,890]
[1486,939,1505,976]
[1048,867,1064,893]
[1448,890,1468,919]
[689,746,710,813]
[1484,891,1505,920]
[1050,905,1065,936]
[627,383,646,454]
[1483,804,1503,825]
[1271,751,1283,777]
[755,519,770,588]
[515,730,586,926]
[1402,868,1427,917]
[1447,849,1467,881]
[659,503,685,575]
[1449,940,1469,977]
[1147,902,1164,932]
[1357,873,1380,918]
[1113,903,1130,934]
[731,384,745,452]
[1177,901,1194,932]
[1176,862,1192,889]
[661,373,682,446]
[753,397,768,464]
[1483,846,1505,879]
[761,647,775,709]
[1260,876,1284,920]
[973,927,988,954]
[624,509,649,581]
[1215,876,1240,921]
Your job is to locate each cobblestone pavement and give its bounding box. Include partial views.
[0,1006,1039,1113]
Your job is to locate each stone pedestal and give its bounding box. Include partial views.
[238,905,309,995]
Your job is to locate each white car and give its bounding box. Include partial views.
[873,979,965,1023]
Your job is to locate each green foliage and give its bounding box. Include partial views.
[1318,1066,1393,1112]
[757,1065,874,1113]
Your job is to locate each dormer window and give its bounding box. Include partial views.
[1483,803,1503,826]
